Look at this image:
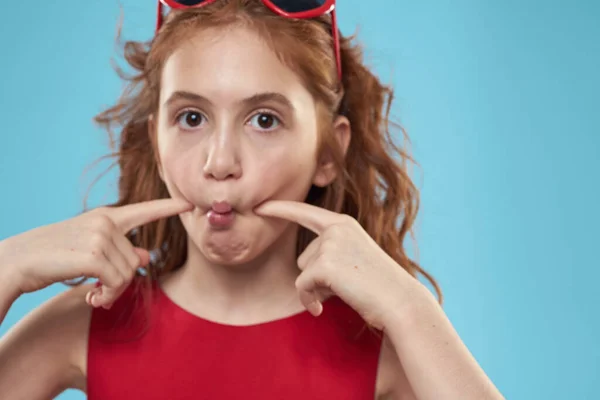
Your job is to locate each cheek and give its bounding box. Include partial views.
[158,143,198,198]
[251,148,316,202]
[157,131,319,206]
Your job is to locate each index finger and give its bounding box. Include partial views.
[254,200,343,235]
[107,198,194,233]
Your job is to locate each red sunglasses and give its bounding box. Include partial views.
[156,0,341,80]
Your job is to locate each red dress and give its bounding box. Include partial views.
[87,279,383,399]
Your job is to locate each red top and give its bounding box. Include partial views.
[87,278,383,399]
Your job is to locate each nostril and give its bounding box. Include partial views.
[204,171,240,181]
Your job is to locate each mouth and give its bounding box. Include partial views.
[206,201,236,229]
[211,201,233,214]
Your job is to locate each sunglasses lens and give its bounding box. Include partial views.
[270,0,328,13]
[172,0,209,5]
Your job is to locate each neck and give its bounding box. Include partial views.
[162,225,303,323]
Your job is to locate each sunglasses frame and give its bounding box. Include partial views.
[156,0,341,80]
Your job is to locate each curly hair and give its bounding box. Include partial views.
[90,0,441,303]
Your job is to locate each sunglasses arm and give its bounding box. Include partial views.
[331,10,342,81]
[156,1,164,33]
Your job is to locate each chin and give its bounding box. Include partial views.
[187,214,282,267]
[200,233,256,266]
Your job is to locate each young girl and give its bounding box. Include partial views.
[0,0,503,398]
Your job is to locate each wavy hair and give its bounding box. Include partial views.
[90,0,441,303]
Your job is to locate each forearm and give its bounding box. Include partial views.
[0,244,22,328]
[0,275,20,329]
[384,284,504,400]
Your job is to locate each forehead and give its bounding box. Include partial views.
[160,25,313,107]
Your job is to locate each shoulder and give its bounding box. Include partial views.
[0,283,95,396]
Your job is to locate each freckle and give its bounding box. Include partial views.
[354,265,358,270]
[91,251,96,256]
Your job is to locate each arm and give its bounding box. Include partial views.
[0,266,21,328]
[383,283,504,400]
[0,199,191,398]
[0,284,93,399]
[254,202,503,399]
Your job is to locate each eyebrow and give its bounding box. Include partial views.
[163,90,295,112]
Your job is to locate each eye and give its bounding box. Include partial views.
[176,110,206,130]
[248,112,281,131]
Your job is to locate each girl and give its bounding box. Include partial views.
[0,0,503,399]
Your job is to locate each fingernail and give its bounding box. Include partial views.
[309,301,323,317]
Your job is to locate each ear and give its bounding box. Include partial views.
[312,115,351,187]
[148,114,165,182]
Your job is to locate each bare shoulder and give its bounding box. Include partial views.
[0,283,94,399]
[376,333,417,400]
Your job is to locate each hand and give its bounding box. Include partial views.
[0,199,193,308]
[256,201,424,330]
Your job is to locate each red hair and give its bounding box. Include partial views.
[91,0,441,303]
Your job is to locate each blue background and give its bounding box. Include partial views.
[1,0,598,398]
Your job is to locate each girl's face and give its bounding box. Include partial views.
[155,25,341,265]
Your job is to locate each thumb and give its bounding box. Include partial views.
[295,270,325,317]
[134,248,152,267]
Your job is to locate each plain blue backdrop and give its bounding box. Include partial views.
[1,0,598,399]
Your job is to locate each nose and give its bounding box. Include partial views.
[203,126,242,181]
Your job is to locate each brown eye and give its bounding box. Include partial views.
[249,112,280,131]
[177,111,205,129]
